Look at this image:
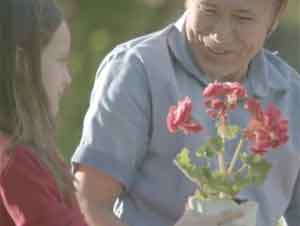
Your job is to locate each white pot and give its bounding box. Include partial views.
[188,198,257,226]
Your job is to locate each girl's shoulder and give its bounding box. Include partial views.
[0,136,88,226]
[0,137,54,187]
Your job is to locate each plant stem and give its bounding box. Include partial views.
[232,164,247,177]
[227,137,244,174]
[218,136,226,173]
[218,154,225,173]
[219,192,226,199]
[236,164,247,174]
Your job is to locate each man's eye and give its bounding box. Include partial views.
[236,15,252,21]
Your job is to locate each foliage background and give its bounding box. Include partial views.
[56,0,300,161]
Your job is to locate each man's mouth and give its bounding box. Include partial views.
[207,46,232,55]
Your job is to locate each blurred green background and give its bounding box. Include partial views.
[56,0,300,161]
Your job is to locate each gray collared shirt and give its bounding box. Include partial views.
[72,14,300,226]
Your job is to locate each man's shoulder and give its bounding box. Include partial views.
[264,49,300,89]
[105,25,173,62]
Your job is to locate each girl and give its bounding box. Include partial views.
[0,0,88,225]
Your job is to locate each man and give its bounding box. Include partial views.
[72,1,300,226]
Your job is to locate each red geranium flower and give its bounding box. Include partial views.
[225,82,247,98]
[244,102,289,156]
[244,98,264,121]
[167,97,203,135]
[203,81,228,98]
[264,103,289,148]
[203,82,248,119]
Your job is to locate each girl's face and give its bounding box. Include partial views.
[41,21,71,116]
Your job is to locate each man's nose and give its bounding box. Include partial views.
[212,17,235,44]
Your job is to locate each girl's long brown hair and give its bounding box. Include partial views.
[0,0,74,205]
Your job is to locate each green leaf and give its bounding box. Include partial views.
[175,148,222,194]
[174,143,273,199]
[175,148,207,186]
[196,136,223,160]
[248,159,271,185]
[175,148,192,169]
[174,149,199,181]
[196,144,215,159]
[210,172,235,195]
[223,125,240,140]
[232,175,253,194]
[209,136,223,152]
[239,153,272,186]
[191,166,213,186]
[194,189,208,201]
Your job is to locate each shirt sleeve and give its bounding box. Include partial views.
[71,49,151,191]
[284,170,300,226]
[0,148,87,226]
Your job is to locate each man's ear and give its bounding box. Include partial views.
[267,20,279,37]
[267,0,288,37]
[276,0,288,18]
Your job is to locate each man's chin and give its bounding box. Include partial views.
[202,67,245,82]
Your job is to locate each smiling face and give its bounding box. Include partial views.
[185,0,284,82]
[41,21,71,116]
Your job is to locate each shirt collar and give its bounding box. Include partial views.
[168,12,210,87]
[246,50,289,98]
[174,11,186,33]
[169,13,289,96]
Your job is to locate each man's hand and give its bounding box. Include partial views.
[174,208,243,226]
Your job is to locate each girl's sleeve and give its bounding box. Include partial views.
[0,149,87,226]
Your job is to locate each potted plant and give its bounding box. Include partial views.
[167,82,289,226]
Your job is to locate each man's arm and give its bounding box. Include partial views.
[71,49,151,226]
[74,164,244,226]
[74,164,129,226]
[284,171,300,226]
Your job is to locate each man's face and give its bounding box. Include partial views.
[185,0,281,81]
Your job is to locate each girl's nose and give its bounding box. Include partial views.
[65,68,72,85]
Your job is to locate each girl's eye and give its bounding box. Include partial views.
[58,57,68,64]
[195,2,217,15]
[201,7,217,15]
